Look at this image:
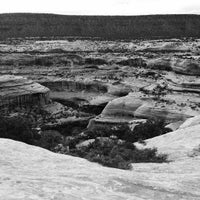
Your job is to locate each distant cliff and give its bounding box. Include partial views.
[0,13,200,40]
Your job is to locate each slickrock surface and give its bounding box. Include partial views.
[1,122,200,200]
[179,115,200,129]
[0,75,50,109]
[138,123,200,161]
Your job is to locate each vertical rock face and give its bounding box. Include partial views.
[40,79,108,93]
[0,75,50,111]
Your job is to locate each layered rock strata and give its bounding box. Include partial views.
[0,75,50,110]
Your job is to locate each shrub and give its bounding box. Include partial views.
[0,115,64,149]
[37,130,64,150]
[0,114,169,170]
[132,119,171,141]
[84,119,170,143]
[0,115,35,144]
[62,119,169,169]
[69,139,167,170]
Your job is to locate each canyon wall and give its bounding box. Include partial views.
[40,80,108,93]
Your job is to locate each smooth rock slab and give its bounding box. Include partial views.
[1,130,200,200]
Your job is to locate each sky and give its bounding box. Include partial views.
[1,0,200,15]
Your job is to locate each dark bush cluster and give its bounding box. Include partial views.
[69,138,167,170]
[0,115,169,170]
[37,130,64,150]
[0,115,35,144]
[0,115,66,151]
[132,120,171,141]
[83,119,170,143]
[58,120,169,169]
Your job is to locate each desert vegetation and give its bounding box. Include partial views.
[69,139,167,170]
[0,115,36,144]
[0,115,168,170]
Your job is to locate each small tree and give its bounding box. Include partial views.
[0,116,35,144]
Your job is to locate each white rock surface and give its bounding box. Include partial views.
[179,115,200,129]
[1,123,200,200]
[143,124,200,161]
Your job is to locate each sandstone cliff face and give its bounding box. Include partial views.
[41,79,108,93]
[0,75,50,110]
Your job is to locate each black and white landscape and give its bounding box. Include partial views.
[0,3,200,200]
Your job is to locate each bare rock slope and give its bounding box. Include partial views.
[1,122,200,200]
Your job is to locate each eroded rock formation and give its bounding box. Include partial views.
[0,75,50,110]
[172,59,200,75]
[0,38,200,133]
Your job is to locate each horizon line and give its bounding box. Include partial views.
[0,12,200,17]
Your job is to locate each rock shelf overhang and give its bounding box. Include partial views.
[0,75,50,110]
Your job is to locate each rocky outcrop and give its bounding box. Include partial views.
[139,42,191,52]
[179,115,200,129]
[116,58,146,67]
[40,79,108,93]
[85,57,108,65]
[134,103,192,121]
[0,75,50,110]
[40,78,132,115]
[102,94,198,121]
[147,58,172,71]
[43,116,92,135]
[147,58,200,76]
[165,121,184,131]
[101,96,142,119]
[88,91,200,129]
[41,78,132,96]
[172,59,200,75]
